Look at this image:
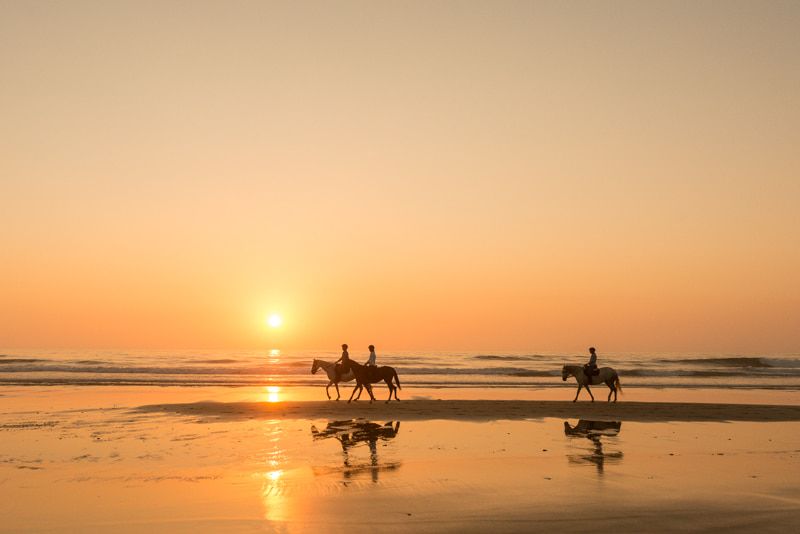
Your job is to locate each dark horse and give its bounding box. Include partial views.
[347,360,402,404]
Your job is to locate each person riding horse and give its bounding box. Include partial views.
[365,345,377,367]
[333,344,350,384]
[364,344,378,381]
[583,347,599,384]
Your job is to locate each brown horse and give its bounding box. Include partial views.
[347,360,402,403]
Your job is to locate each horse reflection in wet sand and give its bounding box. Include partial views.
[311,419,401,483]
[564,420,623,475]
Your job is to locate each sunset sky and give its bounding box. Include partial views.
[2,1,798,352]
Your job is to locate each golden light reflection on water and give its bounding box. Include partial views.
[268,349,280,364]
[261,471,290,523]
[265,469,283,481]
[261,419,290,523]
[265,386,281,403]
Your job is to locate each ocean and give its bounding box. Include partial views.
[2,349,799,391]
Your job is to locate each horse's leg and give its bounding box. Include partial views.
[348,382,360,403]
[585,383,595,402]
[384,378,393,403]
[335,382,341,401]
[325,381,332,400]
[366,383,376,403]
[573,384,582,402]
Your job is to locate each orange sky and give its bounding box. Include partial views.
[1,1,798,352]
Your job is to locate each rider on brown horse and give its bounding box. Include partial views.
[333,344,349,383]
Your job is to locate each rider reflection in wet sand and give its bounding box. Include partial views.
[564,420,623,475]
[311,419,401,483]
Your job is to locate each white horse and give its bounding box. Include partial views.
[561,364,622,402]
[311,358,356,400]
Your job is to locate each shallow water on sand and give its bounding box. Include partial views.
[1,389,799,532]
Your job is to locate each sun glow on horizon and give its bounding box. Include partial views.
[2,3,799,354]
[266,314,283,328]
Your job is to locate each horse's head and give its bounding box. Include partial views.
[561,365,569,381]
[311,359,319,374]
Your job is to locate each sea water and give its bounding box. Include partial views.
[2,349,799,391]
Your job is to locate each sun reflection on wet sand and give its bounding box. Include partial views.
[261,472,288,523]
[260,419,290,523]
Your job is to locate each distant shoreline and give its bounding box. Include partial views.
[133,399,800,423]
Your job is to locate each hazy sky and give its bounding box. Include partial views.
[2,1,798,352]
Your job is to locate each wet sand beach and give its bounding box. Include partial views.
[134,398,800,423]
[2,386,800,532]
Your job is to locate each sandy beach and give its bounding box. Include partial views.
[134,398,800,423]
[2,386,799,532]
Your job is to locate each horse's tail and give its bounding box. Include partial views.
[615,374,623,395]
[393,369,402,390]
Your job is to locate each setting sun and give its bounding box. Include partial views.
[266,314,282,328]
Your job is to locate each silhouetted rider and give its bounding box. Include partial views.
[333,344,350,383]
[583,346,598,384]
